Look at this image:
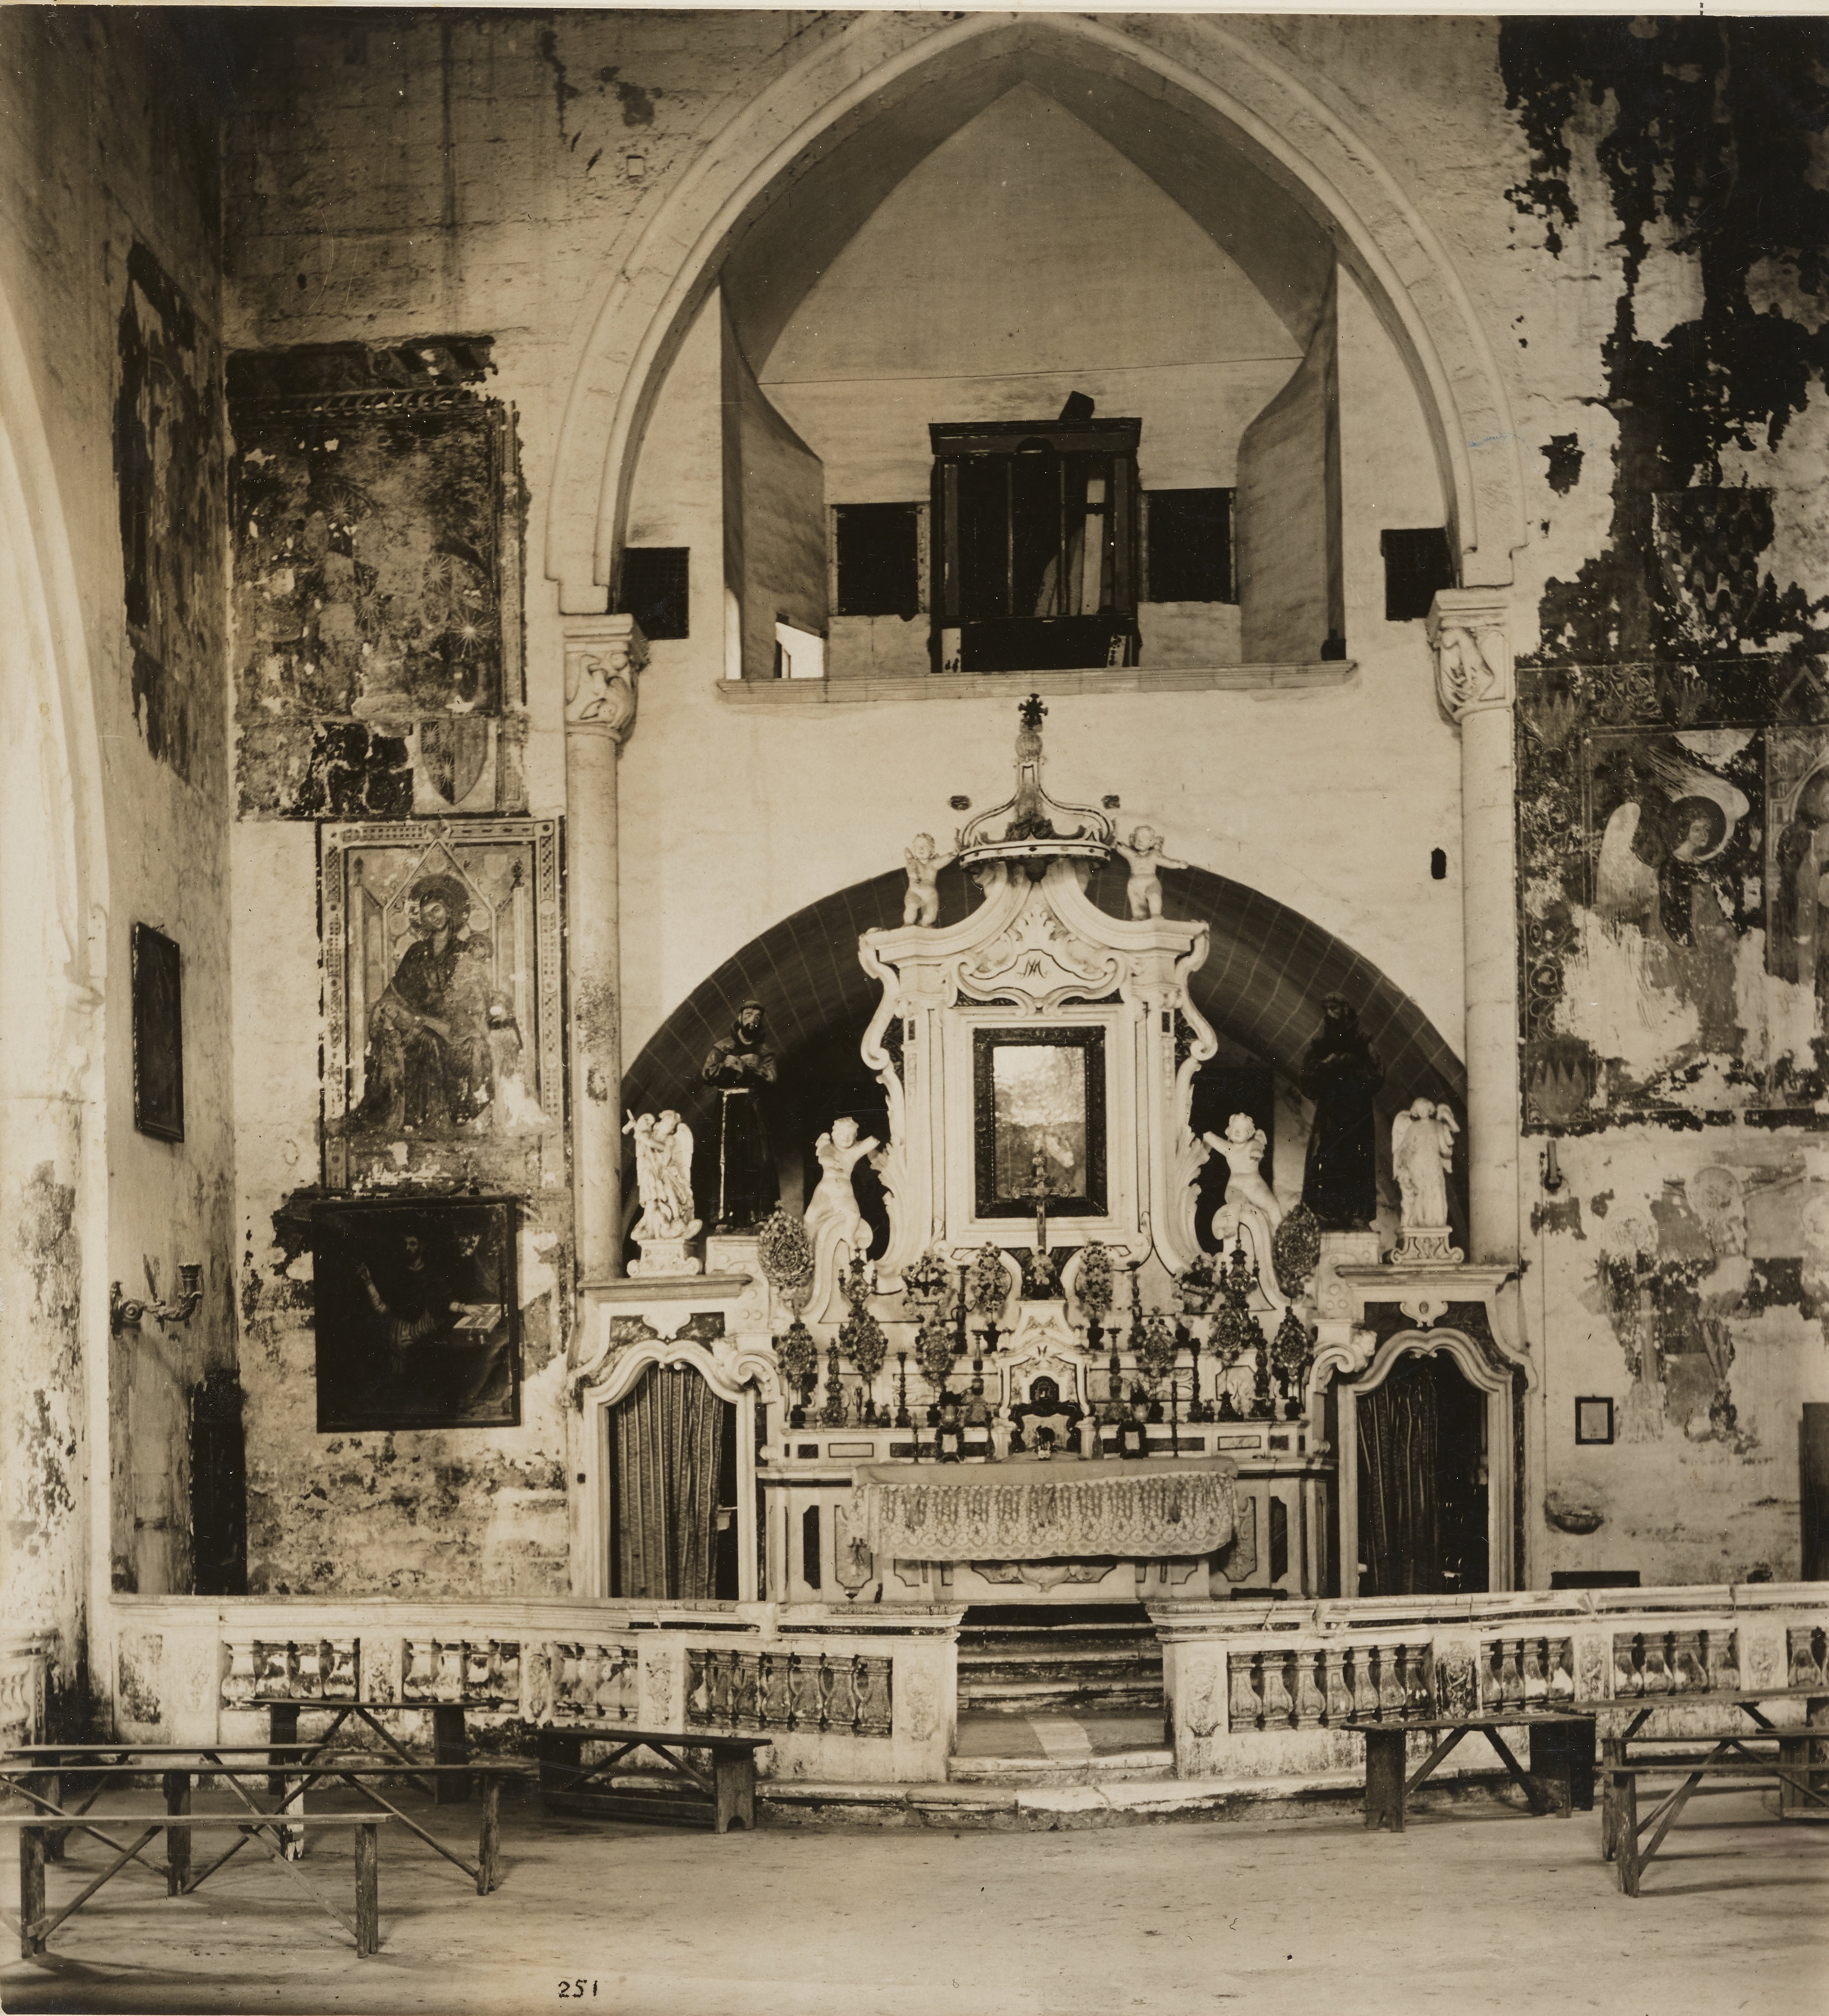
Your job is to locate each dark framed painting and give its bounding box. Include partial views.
[972,1025,1107,1219]
[313,1195,519,1431]
[131,922,184,1142]
[320,819,563,1187]
[1575,1395,1615,1446]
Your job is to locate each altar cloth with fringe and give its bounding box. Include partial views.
[850,1454,1237,1562]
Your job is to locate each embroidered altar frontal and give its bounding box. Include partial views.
[852,1456,1238,1562]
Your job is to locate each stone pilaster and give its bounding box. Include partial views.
[1426,589,1519,1266]
[564,615,646,1282]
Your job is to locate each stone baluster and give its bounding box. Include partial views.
[295,1642,324,1699]
[734,1653,760,1730]
[783,1652,804,1731]
[258,1642,292,1699]
[325,1639,359,1700]
[1229,1655,1262,1732]
[1703,1629,1740,1694]
[685,1646,709,1724]
[1613,1635,1642,1698]
[1260,1651,1295,1729]
[1640,1633,1672,1695]
[497,1641,522,1709]
[403,1639,437,1701]
[222,1639,258,1707]
[860,1658,893,1737]
[1548,1639,1575,1702]
[1521,1638,1547,1707]
[434,1643,466,1703]
[555,1643,582,1715]
[1403,1645,1433,1718]
[1671,1629,1706,1693]
[1787,1627,1823,1690]
[1322,1647,1353,1727]
[1347,1645,1371,1725]
[464,1643,494,1701]
[814,1653,837,1733]
[1496,1639,1524,1712]
[1293,1649,1327,1729]
[1375,1646,1406,1721]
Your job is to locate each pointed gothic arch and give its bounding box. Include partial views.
[544,11,1525,614]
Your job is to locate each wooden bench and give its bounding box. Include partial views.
[1,1745,530,1895]
[536,1727,772,1833]
[1608,1758,1829,1895]
[0,1810,393,1956]
[1344,1713,1597,1832]
[242,1697,477,1804]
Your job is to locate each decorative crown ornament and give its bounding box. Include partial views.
[954,697,1116,871]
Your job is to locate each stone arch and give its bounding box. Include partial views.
[0,273,112,1681]
[545,11,1525,613]
[619,860,1463,1234]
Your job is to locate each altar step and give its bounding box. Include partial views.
[949,1711,1173,1787]
[955,1604,1165,1719]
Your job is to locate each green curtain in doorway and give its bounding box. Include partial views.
[614,1365,727,1600]
[1358,1356,1441,1596]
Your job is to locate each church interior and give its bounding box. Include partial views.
[2,7,1828,2002]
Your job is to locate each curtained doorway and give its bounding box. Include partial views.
[1355,1350,1489,1597]
[608,1364,740,1601]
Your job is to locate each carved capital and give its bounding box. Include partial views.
[564,614,648,743]
[1425,590,1514,722]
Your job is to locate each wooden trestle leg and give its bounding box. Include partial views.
[1363,1727,1407,1832]
[164,1771,191,1895]
[18,1821,46,1958]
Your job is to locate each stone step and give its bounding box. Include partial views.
[956,1679,1166,1716]
[957,1649,1163,1681]
[947,1748,1175,1788]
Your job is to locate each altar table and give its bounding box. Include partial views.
[851,1454,1237,1562]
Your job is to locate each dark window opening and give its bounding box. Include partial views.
[1380,527,1455,623]
[833,503,920,618]
[614,546,690,640]
[1430,847,1448,881]
[1144,488,1235,604]
[801,1504,822,1590]
[930,417,1140,673]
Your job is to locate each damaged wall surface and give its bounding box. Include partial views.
[1507,18,1829,1580]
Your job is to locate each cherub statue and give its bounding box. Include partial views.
[804,1115,881,1255]
[902,833,958,927]
[624,1109,701,1242]
[1113,826,1188,919]
[1390,1098,1459,1231]
[1202,1112,1282,1231]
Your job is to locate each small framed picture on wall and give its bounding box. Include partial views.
[1575,1395,1615,1446]
[131,922,184,1142]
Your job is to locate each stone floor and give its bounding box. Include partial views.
[1,1781,1823,2016]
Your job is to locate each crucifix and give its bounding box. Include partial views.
[1021,1150,1060,1299]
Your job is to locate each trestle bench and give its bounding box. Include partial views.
[1607,1757,1829,1894]
[536,1727,772,1832]
[1345,1712,1598,1832]
[1,1810,394,1957]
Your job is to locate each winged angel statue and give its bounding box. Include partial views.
[624,1110,702,1242]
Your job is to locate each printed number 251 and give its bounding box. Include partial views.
[559,1984,596,1999]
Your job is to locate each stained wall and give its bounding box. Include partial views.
[0,10,236,1709]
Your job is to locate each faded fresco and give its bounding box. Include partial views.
[1522,708,1829,1124]
[321,819,564,1189]
[229,343,524,819]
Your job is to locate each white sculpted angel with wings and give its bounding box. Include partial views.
[1390,1099,1458,1232]
[625,1110,701,1241]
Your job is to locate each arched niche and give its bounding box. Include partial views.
[619,859,1466,1256]
[573,1328,780,1603]
[1333,1323,1530,1599]
[546,12,1524,612]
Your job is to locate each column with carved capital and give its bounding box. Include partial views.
[564,616,647,1280]
[1426,589,1518,1264]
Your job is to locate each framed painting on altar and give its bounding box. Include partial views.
[972,1025,1107,1219]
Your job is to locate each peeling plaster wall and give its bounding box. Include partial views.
[0,12,237,1706]
[1503,19,1829,1579]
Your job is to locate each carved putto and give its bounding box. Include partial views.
[902,833,958,927]
[1114,826,1188,920]
[804,1117,881,1256]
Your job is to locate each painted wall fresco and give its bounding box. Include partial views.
[115,240,227,781]
[228,341,524,819]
